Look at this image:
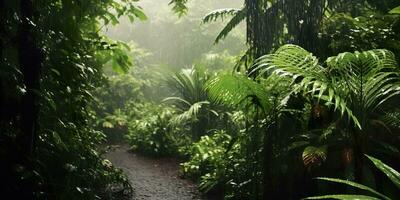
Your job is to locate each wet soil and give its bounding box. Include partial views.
[106,145,204,200]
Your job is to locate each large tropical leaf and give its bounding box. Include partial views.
[302,146,327,169]
[305,178,390,200]
[366,155,400,190]
[164,67,220,133]
[315,178,390,200]
[206,74,271,112]
[306,155,399,200]
[170,101,211,125]
[326,49,400,117]
[389,6,400,14]
[166,67,209,110]
[163,96,192,107]
[305,194,381,200]
[253,44,361,129]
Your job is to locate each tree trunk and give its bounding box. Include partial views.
[18,0,42,156]
[353,131,364,182]
[262,121,277,200]
[0,0,4,121]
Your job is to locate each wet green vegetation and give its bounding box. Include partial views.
[1,0,400,199]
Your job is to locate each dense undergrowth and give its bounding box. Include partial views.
[0,0,188,199]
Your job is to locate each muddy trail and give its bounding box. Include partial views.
[106,145,206,200]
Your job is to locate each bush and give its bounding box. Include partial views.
[181,130,232,193]
[125,103,189,156]
[92,75,144,143]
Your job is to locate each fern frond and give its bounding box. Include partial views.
[253,44,362,129]
[169,0,189,17]
[302,146,327,169]
[380,110,400,130]
[327,49,400,114]
[167,67,209,109]
[163,96,192,107]
[171,101,210,125]
[206,74,271,112]
[202,7,246,44]
[202,8,242,24]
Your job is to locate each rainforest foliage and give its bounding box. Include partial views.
[1,0,400,200]
[0,0,188,199]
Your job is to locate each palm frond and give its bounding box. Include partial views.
[214,8,246,44]
[169,0,189,16]
[167,67,208,109]
[234,48,253,73]
[171,101,210,125]
[380,110,400,130]
[327,49,400,115]
[304,194,381,200]
[302,146,327,169]
[366,155,400,190]
[314,178,390,200]
[306,155,399,200]
[163,96,192,107]
[202,8,242,24]
[389,6,400,14]
[253,44,361,129]
[206,74,271,112]
[202,7,246,44]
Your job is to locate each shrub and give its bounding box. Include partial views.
[181,130,233,193]
[125,103,189,156]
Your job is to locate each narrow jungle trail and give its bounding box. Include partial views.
[106,145,205,200]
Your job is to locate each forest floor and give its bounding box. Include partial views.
[105,145,205,200]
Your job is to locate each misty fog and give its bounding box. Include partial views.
[104,0,246,69]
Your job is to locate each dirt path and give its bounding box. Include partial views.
[106,145,204,200]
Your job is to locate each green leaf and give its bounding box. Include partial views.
[206,74,271,112]
[102,121,114,128]
[304,194,381,200]
[366,155,400,190]
[214,8,246,44]
[132,7,147,21]
[202,8,246,44]
[202,8,241,23]
[389,6,400,14]
[52,131,67,150]
[302,146,327,169]
[112,60,126,74]
[169,0,189,17]
[314,178,390,200]
[50,68,61,76]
